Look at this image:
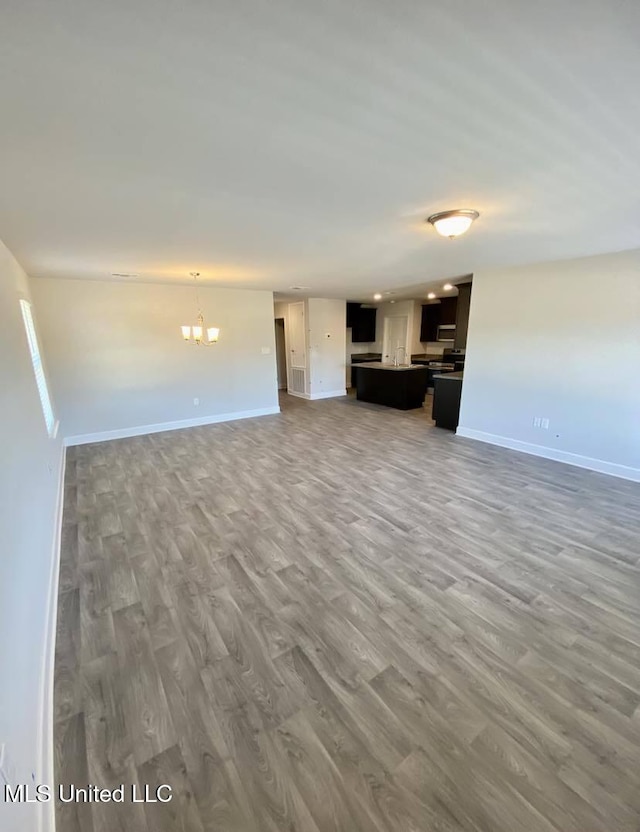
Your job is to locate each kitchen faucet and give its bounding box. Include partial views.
[394,346,408,367]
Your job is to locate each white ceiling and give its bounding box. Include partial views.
[2,0,640,298]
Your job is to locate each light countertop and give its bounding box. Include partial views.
[432,371,464,381]
[356,362,429,371]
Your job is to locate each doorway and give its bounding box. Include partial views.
[286,301,307,395]
[382,315,409,364]
[274,318,287,390]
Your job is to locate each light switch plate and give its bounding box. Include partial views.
[261,346,271,354]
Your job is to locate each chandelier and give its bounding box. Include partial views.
[181,272,220,345]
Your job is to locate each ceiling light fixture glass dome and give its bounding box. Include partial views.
[427,209,479,239]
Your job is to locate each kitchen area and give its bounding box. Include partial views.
[347,280,471,429]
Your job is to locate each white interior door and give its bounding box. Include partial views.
[383,315,409,363]
[287,301,307,393]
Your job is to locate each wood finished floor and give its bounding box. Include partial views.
[55,392,640,832]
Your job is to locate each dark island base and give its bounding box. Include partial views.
[356,366,429,410]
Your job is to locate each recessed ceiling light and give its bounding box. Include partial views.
[426,209,479,239]
[390,300,396,304]
[111,272,139,278]
[443,283,454,291]
[373,293,382,300]
[289,285,309,291]
[427,292,436,299]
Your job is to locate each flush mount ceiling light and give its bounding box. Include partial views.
[426,209,479,239]
[181,272,220,346]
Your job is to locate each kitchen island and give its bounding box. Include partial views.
[355,362,429,410]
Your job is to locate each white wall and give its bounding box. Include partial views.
[459,249,640,480]
[273,301,289,320]
[32,279,280,443]
[307,298,346,398]
[276,298,346,398]
[0,240,64,832]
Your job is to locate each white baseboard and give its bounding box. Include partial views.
[309,389,347,400]
[285,390,347,401]
[64,405,281,447]
[38,448,66,832]
[456,427,640,482]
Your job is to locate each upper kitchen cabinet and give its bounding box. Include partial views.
[439,296,458,325]
[420,304,439,342]
[420,296,458,342]
[347,302,377,342]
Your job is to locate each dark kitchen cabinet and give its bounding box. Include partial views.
[355,307,376,342]
[420,296,458,342]
[432,373,463,430]
[454,282,472,349]
[420,304,439,342]
[356,365,429,410]
[347,303,377,342]
[439,296,458,325]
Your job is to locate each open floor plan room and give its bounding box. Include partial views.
[2,2,640,831]
[54,395,640,832]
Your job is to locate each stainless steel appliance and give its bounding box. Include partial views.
[425,361,455,390]
[443,348,466,372]
[436,324,455,342]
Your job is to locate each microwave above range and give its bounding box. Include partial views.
[436,324,455,342]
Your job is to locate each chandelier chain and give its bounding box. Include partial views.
[191,272,202,313]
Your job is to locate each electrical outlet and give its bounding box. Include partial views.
[193,397,199,406]
[261,346,271,355]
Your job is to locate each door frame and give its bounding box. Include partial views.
[274,317,287,390]
[382,314,409,364]
[286,301,308,396]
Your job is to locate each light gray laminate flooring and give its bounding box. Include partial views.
[54,392,640,831]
